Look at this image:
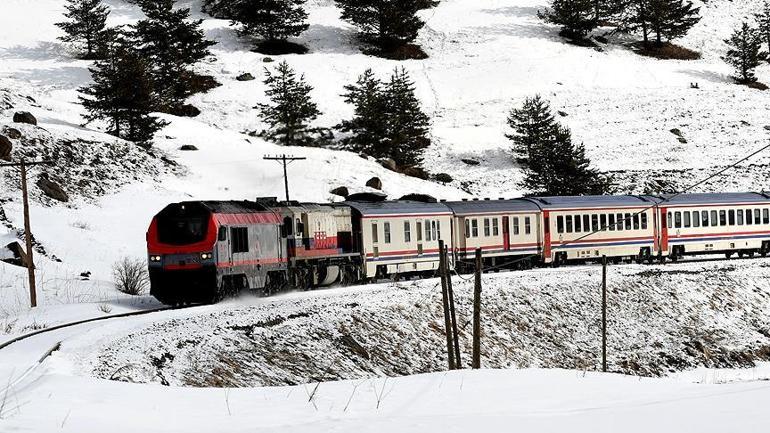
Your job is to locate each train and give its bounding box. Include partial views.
[146,192,770,304]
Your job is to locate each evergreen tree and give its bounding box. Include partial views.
[505,95,558,167]
[592,0,625,23]
[622,0,700,46]
[133,0,216,108]
[380,68,431,167]
[756,1,770,58]
[256,61,321,146]
[231,0,310,52]
[337,69,387,155]
[336,0,425,48]
[523,124,610,196]
[723,22,767,84]
[538,0,598,40]
[79,42,167,145]
[55,0,110,59]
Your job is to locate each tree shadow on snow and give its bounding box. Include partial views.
[10,65,93,91]
[480,5,543,18]
[0,41,71,63]
[678,68,732,85]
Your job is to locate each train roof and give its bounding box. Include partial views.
[196,200,272,214]
[645,192,770,206]
[343,200,451,217]
[443,199,539,215]
[524,195,656,209]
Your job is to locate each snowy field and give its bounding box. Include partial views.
[2,0,770,430]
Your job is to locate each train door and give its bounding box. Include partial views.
[502,216,510,250]
[217,224,232,269]
[659,207,669,253]
[543,211,552,262]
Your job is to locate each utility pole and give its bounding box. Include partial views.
[438,239,456,370]
[472,248,482,369]
[601,255,608,373]
[0,159,53,308]
[263,154,306,203]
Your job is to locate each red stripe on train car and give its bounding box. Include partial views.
[213,212,281,225]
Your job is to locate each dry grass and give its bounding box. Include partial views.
[633,42,701,60]
[112,257,149,296]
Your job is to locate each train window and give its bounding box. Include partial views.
[711,210,717,226]
[641,213,648,230]
[719,210,727,226]
[764,209,769,224]
[513,217,520,235]
[417,221,423,241]
[492,218,499,236]
[404,221,411,243]
[218,226,227,241]
[745,209,752,225]
[667,212,672,229]
[728,210,736,226]
[583,215,590,232]
[691,211,699,228]
[472,219,479,237]
[384,222,391,244]
[608,214,616,231]
[464,220,470,239]
[756,209,762,224]
[230,227,249,253]
[525,217,532,235]
[600,214,607,231]
[437,221,442,239]
[484,218,491,236]
[557,216,564,234]
[566,215,573,233]
[373,246,379,258]
[674,212,681,228]
[702,211,709,227]
[625,213,632,230]
[737,210,744,225]
[371,223,379,243]
[574,215,582,232]
[425,220,432,241]
[432,221,437,241]
[617,213,624,231]
[633,214,640,230]
[683,212,690,228]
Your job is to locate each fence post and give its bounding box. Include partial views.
[472,248,482,369]
[602,255,608,373]
[445,245,461,369]
[438,239,455,370]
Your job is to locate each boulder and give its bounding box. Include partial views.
[174,104,201,117]
[670,128,683,137]
[179,144,198,151]
[13,111,37,126]
[2,127,21,139]
[2,242,27,267]
[402,166,429,180]
[365,176,382,190]
[461,158,480,166]
[37,175,69,202]
[0,135,11,161]
[236,73,255,81]
[433,172,453,183]
[378,158,397,171]
[330,186,349,198]
[557,110,568,117]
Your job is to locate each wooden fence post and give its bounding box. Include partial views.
[438,239,455,370]
[472,248,482,369]
[602,255,608,373]
[445,245,461,369]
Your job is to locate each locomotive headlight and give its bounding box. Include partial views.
[200,252,213,260]
[150,255,162,262]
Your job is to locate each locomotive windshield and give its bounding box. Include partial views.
[157,203,210,245]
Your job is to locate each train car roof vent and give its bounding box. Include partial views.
[255,197,280,207]
[461,198,468,201]
[399,193,438,203]
[499,197,505,200]
[472,198,479,201]
[483,197,490,201]
[439,199,447,202]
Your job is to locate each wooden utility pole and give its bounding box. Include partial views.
[438,240,455,370]
[0,159,53,308]
[263,154,306,203]
[472,248,482,369]
[602,255,608,372]
[444,245,461,369]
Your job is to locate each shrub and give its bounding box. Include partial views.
[113,257,149,295]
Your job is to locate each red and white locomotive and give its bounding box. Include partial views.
[147,192,770,304]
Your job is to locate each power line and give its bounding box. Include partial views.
[263,154,306,203]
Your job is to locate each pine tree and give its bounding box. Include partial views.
[380,68,431,167]
[55,0,110,59]
[756,1,770,58]
[337,69,387,155]
[231,0,310,53]
[505,95,558,167]
[622,0,699,46]
[133,0,216,108]
[723,22,767,84]
[538,0,598,40]
[336,0,425,48]
[79,42,167,145]
[256,61,321,147]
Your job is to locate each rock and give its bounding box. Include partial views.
[670,128,683,137]
[3,127,21,139]
[263,57,274,63]
[461,158,480,166]
[13,111,37,126]
[2,242,28,267]
[402,166,429,180]
[433,173,453,183]
[80,271,91,280]
[179,144,198,151]
[236,73,255,81]
[764,125,770,131]
[378,158,397,171]
[36,175,69,202]
[557,110,568,117]
[330,186,349,198]
[677,137,688,144]
[174,104,201,117]
[0,135,11,161]
[365,176,382,190]
[594,35,609,44]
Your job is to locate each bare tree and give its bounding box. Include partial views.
[112,257,149,295]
